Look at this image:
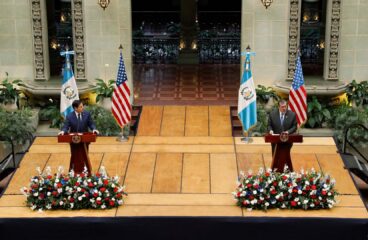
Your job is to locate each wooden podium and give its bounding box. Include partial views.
[264,134,303,172]
[58,132,96,175]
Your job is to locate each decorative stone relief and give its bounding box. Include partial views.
[72,0,86,79]
[31,0,46,80]
[287,0,299,79]
[327,0,341,80]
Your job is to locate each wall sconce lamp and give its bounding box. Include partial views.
[260,0,273,9]
[98,0,110,10]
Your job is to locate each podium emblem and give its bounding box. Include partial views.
[280,132,289,142]
[71,135,82,144]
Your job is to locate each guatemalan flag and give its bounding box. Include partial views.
[238,50,257,134]
[60,50,79,118]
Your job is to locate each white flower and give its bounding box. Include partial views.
[305,181,310,186]
[47,192,51,196]
[303,200,309,204]
[46,204,52,209]
[55,178,60,183]
[328,192,331,196]
[111,183,115,188]
[295,198,299,202]
[77,187,82,192]
[70,203,74,208]
[57,188,63,193]
[31,205,37,210]
[298,190,302,194]
[33,192,38,197]
[94,182,97,185]
[259,189,264,193]
[101,204,106,209]
[310,203,315,208]
[265,202,270,207]
[328,204,333,208]
[97,197,101,201]
[59,201,64,206]
[288,189,292,193]
[253,190,257,194]
[90,199,95,203]
[118,200,123,205]
[87,179,91,182]
[78,196,83,201]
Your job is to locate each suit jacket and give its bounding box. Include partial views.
[61,111,96,133]
[267,109,297,134]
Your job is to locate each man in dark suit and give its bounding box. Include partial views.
[58,100,99,135]
[267,100,297,171]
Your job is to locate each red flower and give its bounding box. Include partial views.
[321,190,327,195]
[271,189,277,195]
[290,201,297,207]
[96,173,101,177]
[93,192,99,198]
[259,177,263,182]
[75,182,80,187]
[311,195,317,199]
[39,193,45,199]
[105,197,110,202]
[80,173,85,178]
[100,187,106,192]
[282,176,288,181]
[109,201,115,206]
[47,175,52,180]
[311,185,317,190]
[273,181,278,187]
[88,182,94,188]
[113,188,118,193]
[70,198,75,203]
[242,200,247,206]
[253,184,259,189]
[246,184,252,188]
[103,180,109,185]
[57,183,62,188]
[96,200,102,205]
[249,195,254,200]
[287,183,292,187]
[265,172,270,177]
[315,201,320,205]
[52,191,58,196]
[116,193,122,198]
[31,184,38,189]
[306,186,310,191]
[292,188,298,193]
[326,179,330,184]
[237,192,241,197]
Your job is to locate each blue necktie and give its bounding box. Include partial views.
[280,114,284,125]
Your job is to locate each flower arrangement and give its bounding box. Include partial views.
[21,166,127,211]
[233,168,338,211]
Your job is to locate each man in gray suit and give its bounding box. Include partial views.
[267,100,297,165]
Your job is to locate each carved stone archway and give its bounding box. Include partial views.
[287,0,341,80]
[30,0,86,81]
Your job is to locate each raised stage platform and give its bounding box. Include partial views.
[0,106,367,239]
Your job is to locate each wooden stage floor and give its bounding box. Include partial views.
[0,106,367,219]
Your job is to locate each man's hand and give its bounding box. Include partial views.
[58,131,64,136]
[93,129,99,135]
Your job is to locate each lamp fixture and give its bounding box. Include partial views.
[260,0,273,9]
[98,0,110,10]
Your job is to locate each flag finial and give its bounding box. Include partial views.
[119,44,123,50]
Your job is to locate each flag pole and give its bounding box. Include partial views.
[239,45,256,144]
[116,44,129,142]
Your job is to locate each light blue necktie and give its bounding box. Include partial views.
[280,114,284,125]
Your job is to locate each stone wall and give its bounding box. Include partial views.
[0,0,34,80]
[84,0,133,98]
[241,0,289,87]
[339,0,368,83]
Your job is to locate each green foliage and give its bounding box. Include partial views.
[0,73,23,104]
[346,80,368,107]
[253,105,269,135]
[255,85,280,104]
[85,105,121,136]
[39,104,64,129]
[0,108,35,144]
[306,96,331,128]
[93,78,115,103]
[333,107,368,148]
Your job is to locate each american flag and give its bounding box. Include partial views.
[112,51,131,127]
[288,53,307,127]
